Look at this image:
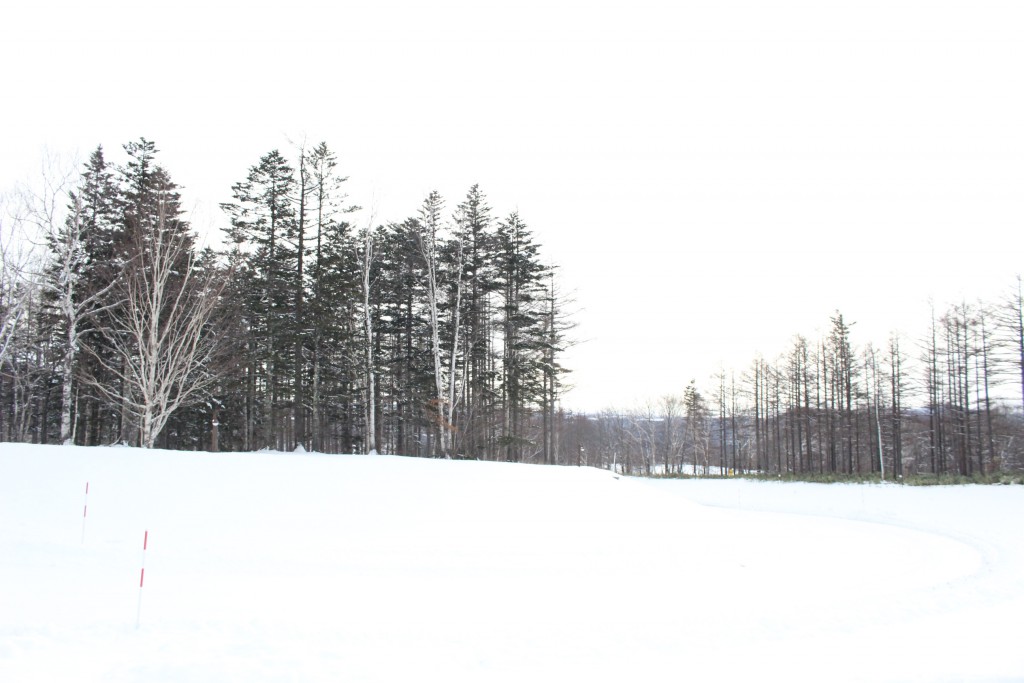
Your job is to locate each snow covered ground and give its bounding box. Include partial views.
[1,443,1021,682]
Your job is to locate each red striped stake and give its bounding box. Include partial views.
[136,530,148,629]
[81,482,89,544]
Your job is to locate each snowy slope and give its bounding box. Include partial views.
[1,443,1021,682]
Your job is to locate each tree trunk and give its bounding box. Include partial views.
[363,229,376,454]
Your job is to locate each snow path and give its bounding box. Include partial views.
[2,444,1022,682]
[643,478,1024,682]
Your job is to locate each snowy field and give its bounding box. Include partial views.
[1,443,1022,682]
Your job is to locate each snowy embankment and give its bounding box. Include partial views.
[1,444,1021,682]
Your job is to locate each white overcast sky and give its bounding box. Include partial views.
[2,0,1023,412]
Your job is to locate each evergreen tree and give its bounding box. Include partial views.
[222,150,298,449]
[70,147,123,444]
[494,212,547,461]
[454,184,497,457]
[538,269,573,465]
[305,143,359,452]
[374,219,433,455]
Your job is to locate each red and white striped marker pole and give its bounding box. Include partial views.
[136,530,148,629]
[81,482,89,544]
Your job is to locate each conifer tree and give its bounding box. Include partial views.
[538,269,573,465]
[494,212,546,461]
[454,184,497,457]
[70,147,123,444]
[305,143,359,451]
[222,150,298,449]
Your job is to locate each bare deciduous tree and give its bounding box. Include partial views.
[16,157,124,444]
[85,189,229,448]
[996,275,1024,414]
[0,198,38,367]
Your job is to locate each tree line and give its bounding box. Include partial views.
[566,296,1024,478]
[0,140,573,458]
